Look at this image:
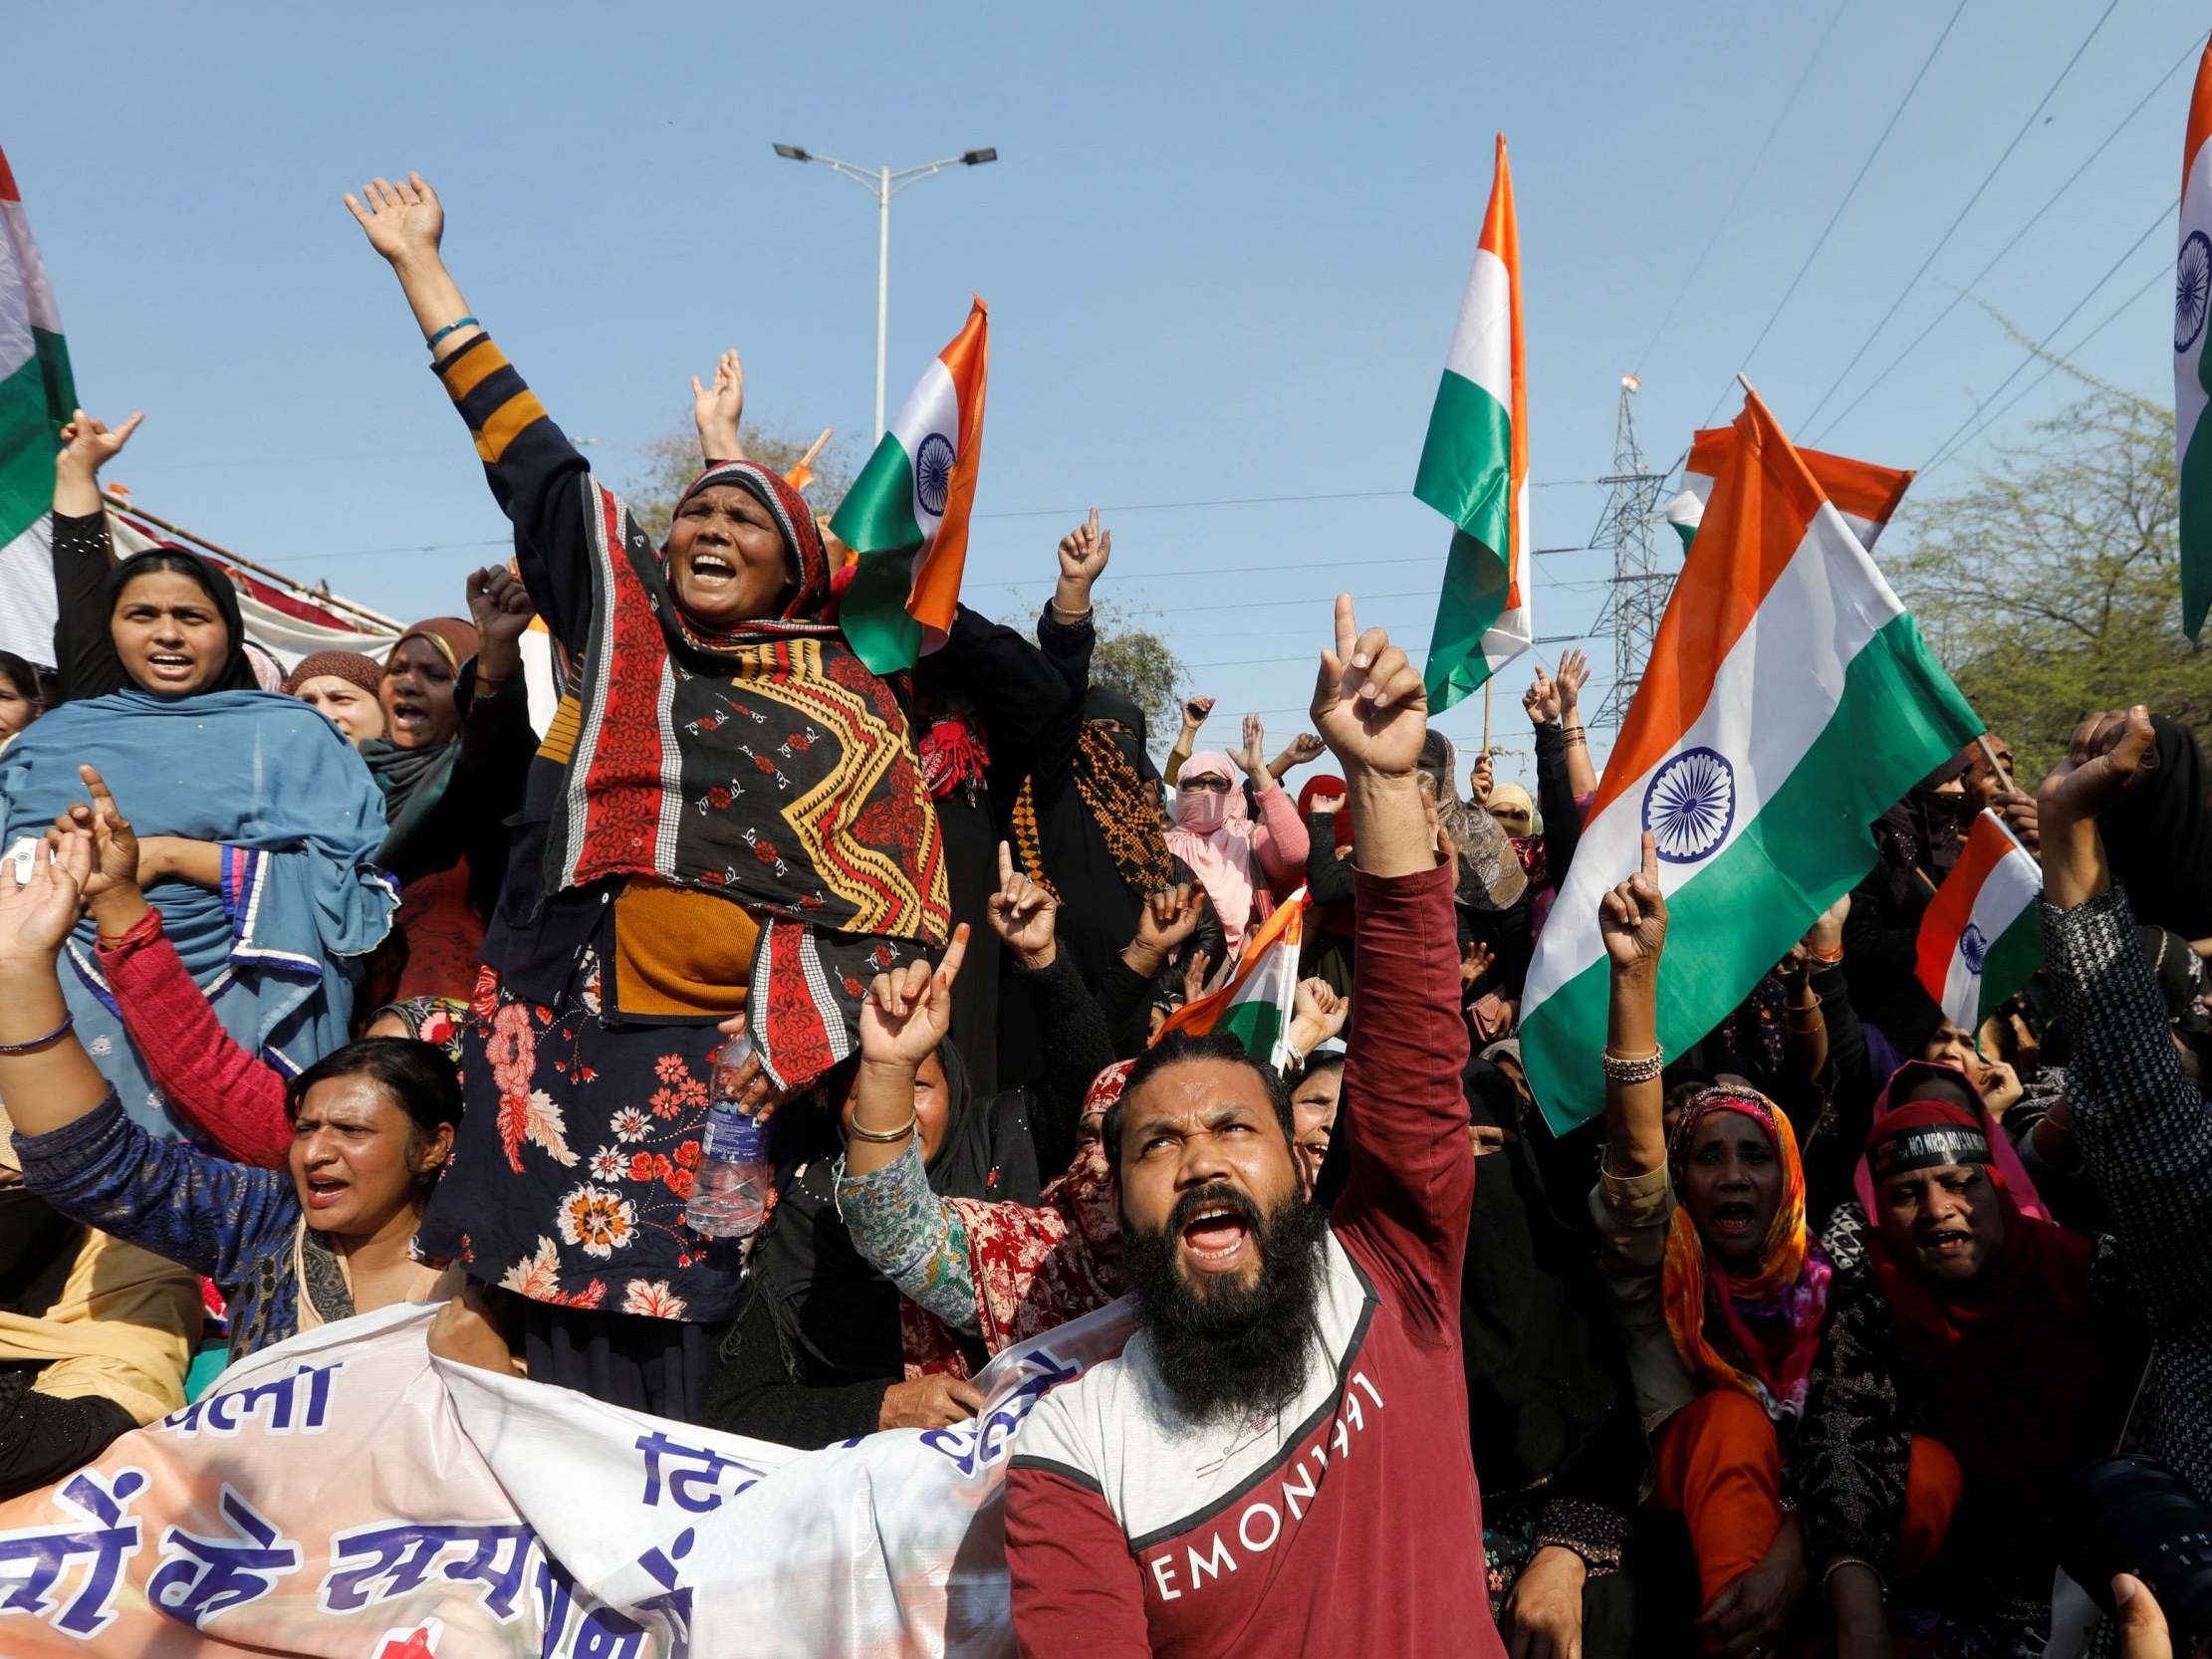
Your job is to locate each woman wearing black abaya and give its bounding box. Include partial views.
[2097,711,2212,943]
[705,896,1113,1447]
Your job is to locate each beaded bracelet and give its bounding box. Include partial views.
[0,1012,74,1055]
[425,316,480,352]
[1599,1046,1664,1084]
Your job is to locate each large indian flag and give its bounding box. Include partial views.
[831,298,988,673]
[1155,891,1307,1069]
[1416,133,1531,713]
[2176,38,2212,639]
[0,146,77,666]
[1914,809,2042,1034]
[1663,426,1913,554]
[1521,389,1981,1132]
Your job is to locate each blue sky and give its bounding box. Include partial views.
[12,0,2196,786]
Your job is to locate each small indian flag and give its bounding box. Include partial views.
[1914,810,2042,1035]
[1520,387,1980,1132]
[1154,891,1307,1070]
[831,298,988,673]
[0,146,77,666]
[1663,426,1913,554]
[1417,133,1531,713]
[2175,37,2212,639]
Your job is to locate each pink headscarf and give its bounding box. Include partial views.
[1167,751,1269,954]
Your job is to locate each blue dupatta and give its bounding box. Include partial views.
[0,690,398,1136]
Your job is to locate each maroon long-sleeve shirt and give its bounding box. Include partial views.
[1003,857,1499,1658]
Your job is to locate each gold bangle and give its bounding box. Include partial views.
[844,1105,919,1144]
[1600,1046,1664,1084]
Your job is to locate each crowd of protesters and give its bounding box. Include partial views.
[0,167,2204,1659]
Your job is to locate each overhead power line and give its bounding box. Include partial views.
[1918,192,2175,476]
[1630,0,1851,376]
[1700,0,1972,427]
[1810,25,2208,444]
[1797,0,2121,432]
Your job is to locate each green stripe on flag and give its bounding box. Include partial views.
[1523,609,1981,1132]
[1413,368,1512,551]
[1216,999,1286,1066]
[2184,342,2212,640]
[830,434,926,672]
[1424,526,1511,712]
[1974,908,2043,1025]
[0,329,74,543]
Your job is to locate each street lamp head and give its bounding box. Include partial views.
[772,143,811,161]
[961,147,998,165]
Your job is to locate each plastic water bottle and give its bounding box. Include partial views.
[685,1033,772,1240]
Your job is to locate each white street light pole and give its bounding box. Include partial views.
[772,144,998,443]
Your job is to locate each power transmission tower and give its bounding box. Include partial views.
[1588,374,1676,730]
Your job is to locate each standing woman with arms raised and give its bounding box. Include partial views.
[1,413,396,1135]
[345,173,949,1416]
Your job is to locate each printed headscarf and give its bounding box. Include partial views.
[1660,1086,1832,1423]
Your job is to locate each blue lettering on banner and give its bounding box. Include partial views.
[534,1553,650,1659]
[148,1485,303,1628]
[322,1521,538,1622]
[920,1348,1084,1476]
[160,1360,344,1439]
[0,1467,147,1638]
[627,1527,696,1659]
[633,1432,770,1513]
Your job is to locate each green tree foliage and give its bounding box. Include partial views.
[624,421,858,544]
[1089,598,1187,740]
[1888,374,2209,777]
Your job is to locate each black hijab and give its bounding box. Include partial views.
[2103,714,2212,940]
[1084,685,1159,786]
[95,548,257,699]
[744,1039,1033,1386]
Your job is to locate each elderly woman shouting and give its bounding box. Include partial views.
[346,172,949,1415]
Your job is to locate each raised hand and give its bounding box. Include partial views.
[1470,750,1495,805]
[692,350,746,459]
[343,172,445,267]
[2038,706,2157,822]
[48,765,137,904]
[1523,664,1561,727]
[1181,694,1215,731]
[1599,833,1668,978]
[1293,976,1350,1046]
[1556,646,1591,717]
[858,925,969,1068]
[1180,948,1214,1009]
[1234,713,1274,789]
[55,409,144,483]
[465,565,536,646]
[987,842,1058,970]
[1311,595,1427,781]
[1275,732,1326,772]
[1132,882,1206,959]
[1055,509,1111,612]
[1460,939,1495,990]
[1801,890,1850,958]
[0,828,91,964]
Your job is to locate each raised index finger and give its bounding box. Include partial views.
[936,922,972,989]
[1639,830,1658,884]
[1333,594,1357,667]
[997,840,1016,887]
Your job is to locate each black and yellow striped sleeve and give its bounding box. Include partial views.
[430,334,595,648]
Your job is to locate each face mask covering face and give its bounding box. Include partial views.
[1178,785,1230,831]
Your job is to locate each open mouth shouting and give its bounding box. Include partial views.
[142,649,201,687]
[303,1174,351,1215]
[1177,1192,1259,1277]
[685,545,740,589]
[386,693,432,737]
[1917,1225,1975,1262]
[1708,1199,1761,1242]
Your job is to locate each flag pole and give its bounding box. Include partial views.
[1482,678,1492,756]
[1974,734,2016,794]
[102,492,403,632]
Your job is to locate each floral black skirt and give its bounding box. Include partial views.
[418,954,742,1325]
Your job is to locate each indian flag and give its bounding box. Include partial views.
[1914,809,2042,1034]
[0,146,77,666]
[2176,36,2212,639]
[831,299,988,673]
[1520,388,1981,1132]
[1154,891,1307,1070]
[1417,133,1531,713]
[1663,426,1913,554]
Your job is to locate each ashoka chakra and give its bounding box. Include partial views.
[1959,921,1989,975]
[914,432,956,518]
[1641,746,1737,865]
[2178,231,2212,356]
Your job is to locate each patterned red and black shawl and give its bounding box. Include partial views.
[549,460,951,1089]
